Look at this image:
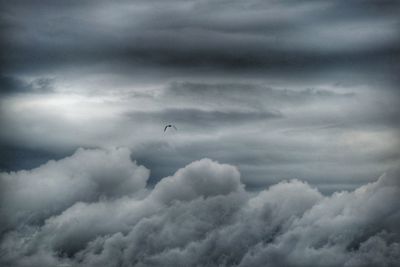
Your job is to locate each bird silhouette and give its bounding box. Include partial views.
[164,124,177,132]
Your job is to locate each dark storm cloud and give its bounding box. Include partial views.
[1,0,399,79]
[0,75,54,94]
[0,148,399,267]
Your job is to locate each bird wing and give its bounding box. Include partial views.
[173,125,177,130]
[164,126,168,132]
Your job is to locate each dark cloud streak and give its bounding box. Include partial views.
[126,107,282,129]
[1,0,399,82]
[0,75,54,94]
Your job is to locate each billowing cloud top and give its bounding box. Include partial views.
[1,148,399,267]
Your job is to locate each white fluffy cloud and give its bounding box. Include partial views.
[150,158,243,204]
[0,147,149,232]
[0,148,399,267]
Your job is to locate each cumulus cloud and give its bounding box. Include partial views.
[0,148,399,267]
[0,147,149,233]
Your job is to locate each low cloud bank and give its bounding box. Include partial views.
[1,148,399,267]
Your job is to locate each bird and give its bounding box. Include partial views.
[164,124,177,132]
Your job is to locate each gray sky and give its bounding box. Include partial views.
[1,1,400,266]
[1,0,399,193]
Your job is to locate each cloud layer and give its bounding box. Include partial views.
[1,0,399,193]
[1,148,399,267]
[2,0,399,78]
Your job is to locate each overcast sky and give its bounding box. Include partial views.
[1,1,400,266]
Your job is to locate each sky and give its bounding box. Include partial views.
[0,1,400,266]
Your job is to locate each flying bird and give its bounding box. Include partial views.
[164,124,177,132]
